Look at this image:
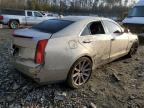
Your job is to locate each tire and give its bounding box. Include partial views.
[67,57,92,89]
[9,20,19,29]
[127,41,139,58]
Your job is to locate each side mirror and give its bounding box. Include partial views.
[124,28,130,33]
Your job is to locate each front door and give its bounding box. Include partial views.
[102,20,129,60]
[33,12,44,24]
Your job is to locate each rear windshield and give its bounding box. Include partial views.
[128,6,144,17]
[31,19,74,33]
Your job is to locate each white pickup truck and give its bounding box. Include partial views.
[0,9,57,29]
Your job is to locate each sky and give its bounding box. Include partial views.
[134,0,139,2]
[126,0,139,5]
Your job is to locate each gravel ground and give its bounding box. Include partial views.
[0,29,144,108]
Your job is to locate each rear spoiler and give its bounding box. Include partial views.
[12,31,33,39]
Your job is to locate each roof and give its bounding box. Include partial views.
[61,15,113,23]
[61,16,100,22]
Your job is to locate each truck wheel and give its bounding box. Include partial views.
[9,20,19,29]
[67,57,92,89]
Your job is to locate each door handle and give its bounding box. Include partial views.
[83,40,92,43]
[111,38,115,41]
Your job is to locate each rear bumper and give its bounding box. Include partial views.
[13,59,67,84]
[13,60,42,82]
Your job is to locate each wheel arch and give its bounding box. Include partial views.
[68,53,94,76]
[127,39,139,58]
[73,54,93,66]
[66,54,93,88]
[9,19,20,23]
[130,39,139,50]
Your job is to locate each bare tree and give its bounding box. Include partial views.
[0,0,134,17]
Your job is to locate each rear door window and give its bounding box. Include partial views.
[90,21,105,35]
[27,11,33,16]
[81,21,105,36]
[31,19,74,33]
[81,26,91,36]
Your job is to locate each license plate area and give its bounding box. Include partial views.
[12,44,36,60]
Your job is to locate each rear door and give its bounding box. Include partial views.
[102,20,129,60]
[79,21,111,65]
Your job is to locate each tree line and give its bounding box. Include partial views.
[0,0,136,17]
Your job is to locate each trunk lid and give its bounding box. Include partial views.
[13,28,52,60]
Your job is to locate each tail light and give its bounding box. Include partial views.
[35,39,48,64]
[0,16,3,20]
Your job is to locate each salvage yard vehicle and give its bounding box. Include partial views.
[0,9,56,29]
[12,16,139,88]
[123,0,144,33]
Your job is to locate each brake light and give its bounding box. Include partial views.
[0,16,3,20]
[35,39,48,64]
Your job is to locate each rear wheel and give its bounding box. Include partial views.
[9,20,19,29]
[67,57,92,89]
[127,42,139,57]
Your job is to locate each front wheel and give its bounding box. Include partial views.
[67,57,92,89]
[127,42,139,58]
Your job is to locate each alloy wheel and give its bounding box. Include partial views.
[72,58,92,86]
[10,21,19,29]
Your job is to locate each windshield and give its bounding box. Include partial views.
[31,19,74,33]
[128,6,144,17]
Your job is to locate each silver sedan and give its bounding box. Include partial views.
[12,16,139,88]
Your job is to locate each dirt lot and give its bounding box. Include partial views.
[0,29,144,108]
